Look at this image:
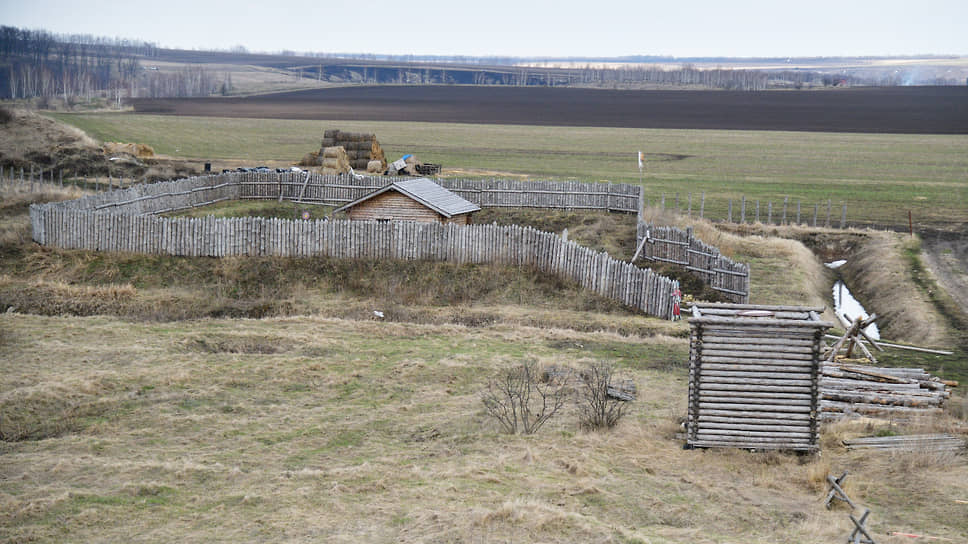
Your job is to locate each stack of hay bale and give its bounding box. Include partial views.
[319,146,351,174]
[320,130,387,173]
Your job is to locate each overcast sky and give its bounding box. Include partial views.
[3,0,966,58]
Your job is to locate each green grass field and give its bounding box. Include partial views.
[48,112,968,229]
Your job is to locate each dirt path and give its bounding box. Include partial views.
[920,227,968,316]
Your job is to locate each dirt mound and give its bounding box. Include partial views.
[0,107,145,177]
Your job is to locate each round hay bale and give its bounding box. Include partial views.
[323,129,340,139]
[322,146,347,159]
[366,160,384,173]
[298,151,321,166]
[351,159,370,169]
[320,138,335,148]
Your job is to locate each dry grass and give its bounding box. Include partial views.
[640,208,833,313]
[839,231,948,345]
[1,312,966,543]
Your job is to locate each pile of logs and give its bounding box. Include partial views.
[844,434,967,452]
[820,363,955,421]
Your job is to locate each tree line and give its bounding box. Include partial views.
[0,25,227,101]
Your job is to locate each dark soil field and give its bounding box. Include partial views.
[131,86,968,134]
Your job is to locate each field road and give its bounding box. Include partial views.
[131,86,968,134]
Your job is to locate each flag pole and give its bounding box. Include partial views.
[638,150,644,184]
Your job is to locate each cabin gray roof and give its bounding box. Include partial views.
[334,178,481,218]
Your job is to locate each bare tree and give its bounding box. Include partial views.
[481,361,567,434]
[576,361,631,431]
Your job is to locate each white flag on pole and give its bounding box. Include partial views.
[637,151,644,170]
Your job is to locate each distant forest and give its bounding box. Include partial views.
[1,25,964,102]
[0,26,227,102]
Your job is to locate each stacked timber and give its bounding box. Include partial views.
[687,303,833,452]
[820,362,953,421]
[843,434,966,452]
[320,130,386,171]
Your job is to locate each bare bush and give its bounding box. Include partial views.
[576,361,631,431]
[481,361,567,434]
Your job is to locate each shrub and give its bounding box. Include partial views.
[481,361,568,434]
[575,361,631,431]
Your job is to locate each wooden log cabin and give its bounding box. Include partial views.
[686,303,833,452]
[334,178,480,224]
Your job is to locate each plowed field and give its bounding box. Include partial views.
[131,86,968,134]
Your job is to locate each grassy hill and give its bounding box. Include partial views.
[2,114,966,543]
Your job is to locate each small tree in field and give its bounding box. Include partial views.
[481,361,567,435]
[576,361,631,431]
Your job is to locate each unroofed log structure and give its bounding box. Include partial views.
[320,129,386,172]
[687,303,833,451]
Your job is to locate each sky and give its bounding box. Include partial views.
[2,0,966,58]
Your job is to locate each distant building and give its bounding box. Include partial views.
[334,178,480,224]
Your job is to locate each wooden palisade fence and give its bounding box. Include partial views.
[635,223,750,303]
[30,173,680,319]
[19,171,750,307]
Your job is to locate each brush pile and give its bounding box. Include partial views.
[320,129,386,171]
[819,362,955,421]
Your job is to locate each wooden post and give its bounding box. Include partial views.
[675,192,679,211]
[825,199,831,228]
[908,210,913,236]
[813,204,818,227]
[782,196,788,224]
[661,193,665,210]
[755,200,760,223]
[728,200,733,223]
[767,201,773,224]
[840,203,846,229]
[700,192,705,219]
[687,193,692,217]
[740,196,746,224]
[797,200,801,225]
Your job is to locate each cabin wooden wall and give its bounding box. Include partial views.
[344,191,472,224]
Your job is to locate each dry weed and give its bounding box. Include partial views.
[841,232,947,344]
